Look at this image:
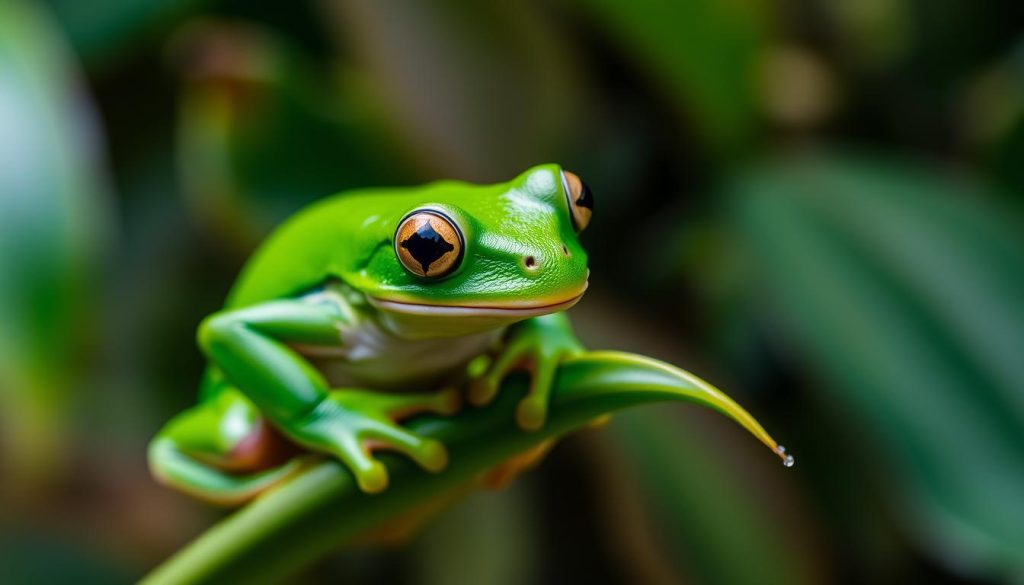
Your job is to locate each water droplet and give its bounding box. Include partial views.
[776,444,795,468]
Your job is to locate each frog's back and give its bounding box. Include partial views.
[225,190,380,308]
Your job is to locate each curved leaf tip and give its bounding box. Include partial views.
[566,351,793,467]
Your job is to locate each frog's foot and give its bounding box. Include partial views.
[149,395,307,506]
[366,386,462,421]
[150,438,309,506]
[468,335,580,431]
[287,387,459,494]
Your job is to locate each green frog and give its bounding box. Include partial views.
[150,164,596,502]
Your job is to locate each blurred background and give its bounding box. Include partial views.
[1,0,1023,583]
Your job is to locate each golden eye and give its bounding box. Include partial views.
[561,170,593,233]
[395,210,464,278]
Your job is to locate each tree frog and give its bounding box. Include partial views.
[149,164,594,503]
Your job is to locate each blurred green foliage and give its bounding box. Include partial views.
[174,19,403,247]
[719,152,1024,577]
[574,0,771,155]
[46,0,203,67]
[606,409,819,585]
[0,0,111,488]
[2,0,1023,583]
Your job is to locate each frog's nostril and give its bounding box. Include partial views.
[561,244,570,257]
[523,255,538,271]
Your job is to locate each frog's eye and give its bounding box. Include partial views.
[561,170,593,233]
[395,210,464,279]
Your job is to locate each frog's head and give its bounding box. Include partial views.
[349,164,592,338]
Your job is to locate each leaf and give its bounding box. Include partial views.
[570,0,771,155]
[142,351,789,584]
[0,0,112,485]
[722,151,1024,576]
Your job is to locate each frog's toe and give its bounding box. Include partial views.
[357,461,390,494]
[515,358,558,431]
[516,394,548,431]
[372,387,462,420]
[468,347,524,407]
[419,440,449,472]
[468,375,499,407]
[331,436,390,494]
[432,387,461,417]
[364,421,449,474]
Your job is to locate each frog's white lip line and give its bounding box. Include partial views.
[369,282,588,317]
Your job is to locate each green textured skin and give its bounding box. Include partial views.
[227,163,588,308]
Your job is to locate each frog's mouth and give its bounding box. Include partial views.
[368,281,588,318]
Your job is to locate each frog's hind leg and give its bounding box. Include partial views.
[148,387,306,506]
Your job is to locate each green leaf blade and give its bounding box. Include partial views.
[723,152,1024,576]
[143,350,788,584]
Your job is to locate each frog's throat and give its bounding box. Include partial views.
[367,282,587,319]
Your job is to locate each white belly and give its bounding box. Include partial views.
[297,319,502,391]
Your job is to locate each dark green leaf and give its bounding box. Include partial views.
[723,151,1024,576]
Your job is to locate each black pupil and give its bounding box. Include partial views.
[575,180,594,211]
[400,220,455,274]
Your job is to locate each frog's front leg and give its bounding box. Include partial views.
[198,298,458,493]
[468,313,584,430]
